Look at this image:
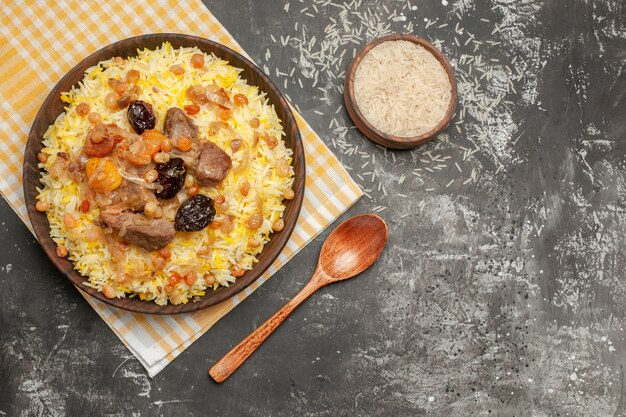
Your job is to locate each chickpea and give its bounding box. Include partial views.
[56,244,68,258]
[246,213,263,230]
[102,285,116,299]
[37,152,48,163]
[153,152,170,164]
[90,130,104,143]
[144,201,157,215]
[144,201,162,218]
[204,273,216,286]
[249,239,260,248]
[63,213,77,229]
[35,200,48,212]
[76,102,90,116]
[184,174,194,189]
[283,188,295,200]
[272,219,284,232]
[170,64,185,75]
[87,112,101,124]
[190,53,205,68]
[144,169,158,183]
[249,118,260,128]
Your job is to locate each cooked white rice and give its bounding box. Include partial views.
[36,43,294,305]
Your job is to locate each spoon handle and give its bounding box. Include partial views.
[209,272,325,383]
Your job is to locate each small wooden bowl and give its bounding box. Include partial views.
[344,33,457,149]
[22,34,305,315]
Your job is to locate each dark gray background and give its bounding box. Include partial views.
[1,0,625,416]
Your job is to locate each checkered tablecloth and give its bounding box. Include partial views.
[0,0,362,376]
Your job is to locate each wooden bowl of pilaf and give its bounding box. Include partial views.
[344,33,457,149]
[23,34,305,314]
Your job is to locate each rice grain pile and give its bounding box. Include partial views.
[353,40,452,137]
[36,43,294,305]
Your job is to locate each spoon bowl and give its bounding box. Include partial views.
[319,214,388,280]
[209,214,388,382]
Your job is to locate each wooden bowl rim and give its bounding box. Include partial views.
[344,33,458,149]
[22,33,305,315]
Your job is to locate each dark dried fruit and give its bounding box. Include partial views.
[155,157,185,199]
[174,195,215,232]
[127,100,156,134]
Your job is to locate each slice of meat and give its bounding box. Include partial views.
[163,107,199,146]
[97,181,157,212]
[99,212,175,252]
[195,141,232,186]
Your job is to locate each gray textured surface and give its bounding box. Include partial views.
[1,0,625,415]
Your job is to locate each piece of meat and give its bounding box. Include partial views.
[96,181,156,212]
[195,141,232,186]
[163,107,199,145]
[99,212,175,252]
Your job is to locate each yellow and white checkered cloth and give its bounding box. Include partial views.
[0,0,362,376]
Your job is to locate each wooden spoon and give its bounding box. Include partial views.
[209,214,388,383]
